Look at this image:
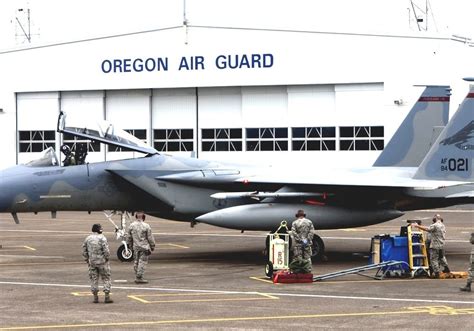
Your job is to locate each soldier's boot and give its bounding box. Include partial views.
[431,272,440,279]
[104,292,114,303]
[460,282,471,292]
[135,276,149,284]
[92,291,99,304]
[442,266,451,273]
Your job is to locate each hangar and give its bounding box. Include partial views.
[0,22,472,170]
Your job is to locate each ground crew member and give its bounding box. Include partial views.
[460,232,474,292]
[82,223,113,303]
[127,211,156,284]
[413,214,450,278]
[290,209,315,272]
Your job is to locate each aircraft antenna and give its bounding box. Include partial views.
[408,0,437,32]
[183,0,189,44]
[14,6,39,44]
[15,7,31,43]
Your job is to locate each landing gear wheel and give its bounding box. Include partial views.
[265,261,274,278]
[312,234,326,261]
[117,244,133,262]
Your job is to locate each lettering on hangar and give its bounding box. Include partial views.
[101,53,274,73]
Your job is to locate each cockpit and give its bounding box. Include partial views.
[25,112,159,168]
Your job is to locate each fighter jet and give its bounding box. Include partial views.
[0,83,472,262]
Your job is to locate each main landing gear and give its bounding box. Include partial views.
[311,234,325,261]
[104,211,134,262]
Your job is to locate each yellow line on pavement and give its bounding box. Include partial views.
[249,276,276,284]
[0,246,36,251]
[23,246,36,251]
[157,243,190,249]
[127,292,278,304]
[3,306,470,330]
[0,262,83,267]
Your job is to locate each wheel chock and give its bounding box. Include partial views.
[439,271,468,279]
[272,270,313,284]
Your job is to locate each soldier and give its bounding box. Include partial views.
[460,232,474,292]
[290,209,315,272]
[82,223,113,303]
[413,214,450,278]
[127,211,156,284]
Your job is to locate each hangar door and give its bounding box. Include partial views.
[17,92,59,164]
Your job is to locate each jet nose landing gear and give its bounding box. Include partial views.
[104,211,134,262]
[117,243,134,262]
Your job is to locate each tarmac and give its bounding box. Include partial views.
[0,207,473,330]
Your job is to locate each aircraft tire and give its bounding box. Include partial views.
[312,234,325,261]
[117,244,133,262]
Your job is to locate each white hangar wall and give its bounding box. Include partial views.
[0,26,473,169]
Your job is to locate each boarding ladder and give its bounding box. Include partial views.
[407,225,430,277]
[312,260,409,282]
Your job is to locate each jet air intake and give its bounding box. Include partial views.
[195,203,403,231]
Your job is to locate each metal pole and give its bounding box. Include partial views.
[195,87,199,158]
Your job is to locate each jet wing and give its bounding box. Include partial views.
[232,166,471,191]
[57,111,158,155]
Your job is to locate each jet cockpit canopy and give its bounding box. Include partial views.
[24,147,59,167]
[57,111,158,155]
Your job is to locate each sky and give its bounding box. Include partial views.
[0,0,473,50]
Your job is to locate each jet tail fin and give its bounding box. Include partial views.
[414,83,474,181]
[373,85,450,167]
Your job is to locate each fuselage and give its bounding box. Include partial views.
[0,154,471,231]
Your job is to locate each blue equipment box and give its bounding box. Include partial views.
[371,235,409,271]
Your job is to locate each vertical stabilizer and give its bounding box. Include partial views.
[414,84,473,181]
[373,86,450,167]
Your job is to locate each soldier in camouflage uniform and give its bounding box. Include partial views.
[127,212,156,284]
[290,209,315,272]
[82,223,113,303]
[414,214,450,278]
[460,232,474,292]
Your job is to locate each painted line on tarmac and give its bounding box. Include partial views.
[0,254,64,259]
[1,229,469,244]
[0,262,83,267]
[249,276,276,284]
[157,243,190,249]
[128,292,278,304]
[1,306,474,330]
[0,246,37,251]
[22,246,36,251]
[320,236,469,243]
[1,229,90,234]
[0,280,473,305]
[419,209,473,213]
[0,229,266,238]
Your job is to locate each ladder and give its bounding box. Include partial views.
[407,225,430,277]
[313,260,409,281]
